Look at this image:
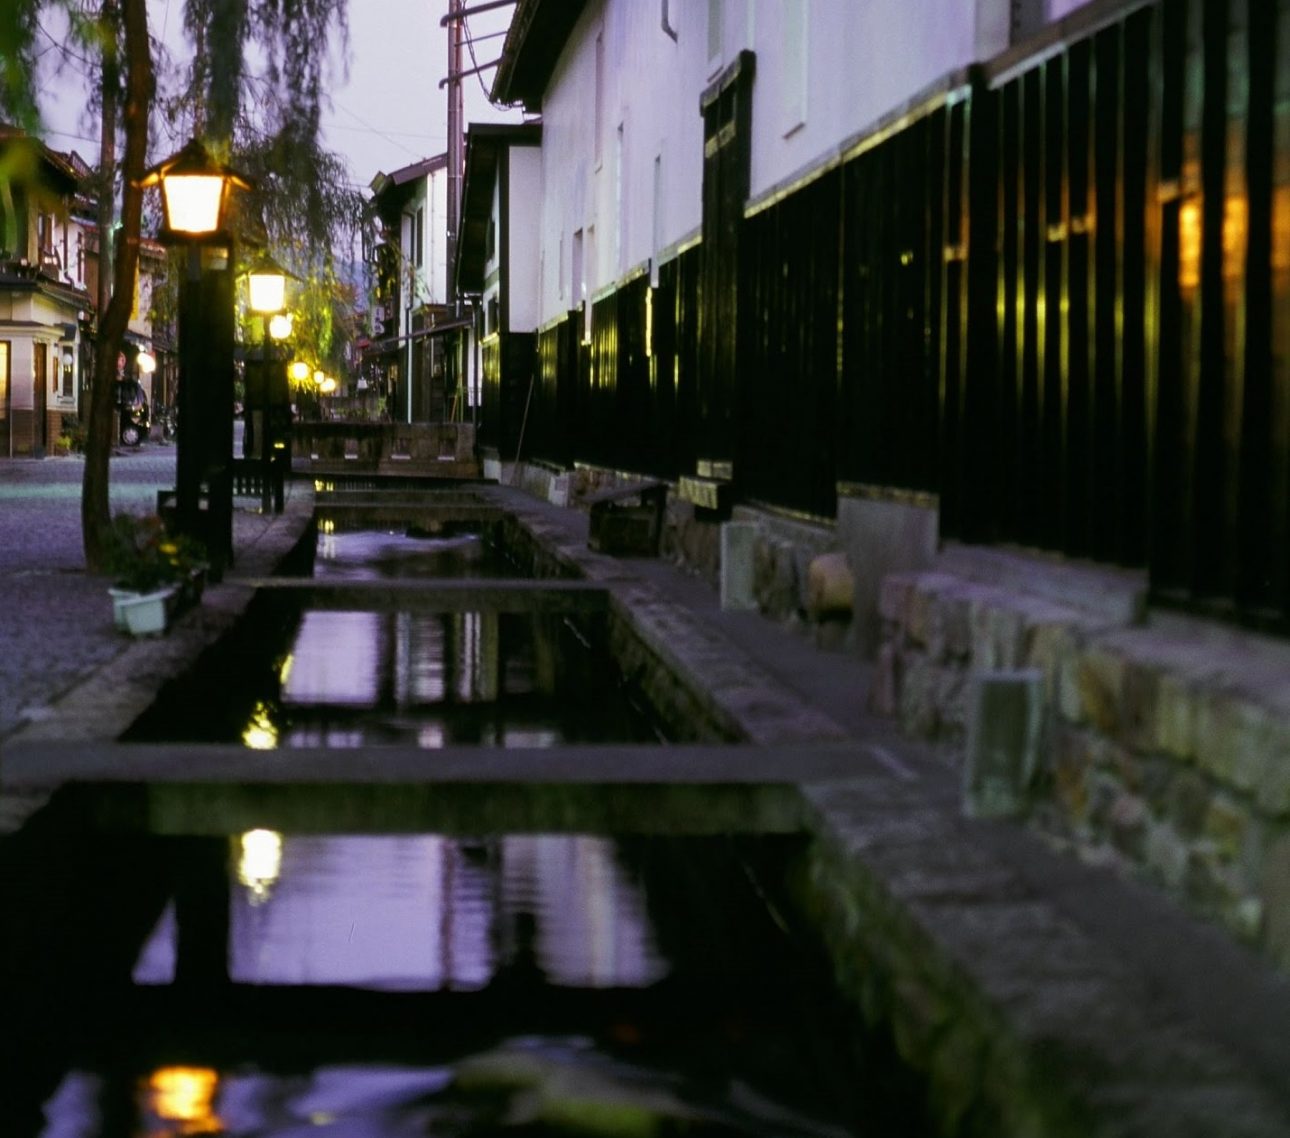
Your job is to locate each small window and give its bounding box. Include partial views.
[415,207,425,268]
[486,218,496,261]
[783,0,808,135]
[594,32,606,169]
[707,0,724,67]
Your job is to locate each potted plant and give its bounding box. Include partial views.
[103,513,208,636]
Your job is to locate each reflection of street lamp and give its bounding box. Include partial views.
[140,139,250,579]
[245,253,299,514]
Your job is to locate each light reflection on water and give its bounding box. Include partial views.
[132,834,667,992]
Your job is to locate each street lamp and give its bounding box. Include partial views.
[140,139,251,579]
[244,252,299,514]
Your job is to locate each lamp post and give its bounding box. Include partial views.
[140,139,250,579]
[245,253,298,515]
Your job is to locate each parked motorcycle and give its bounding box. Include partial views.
[115,380,150,447]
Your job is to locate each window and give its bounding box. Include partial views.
[651,154,663,287]
[707,0,724,67]
[615,123,627,272]
[558,234,565,301]
[0,341,8,422]
[584,225,596,343]
[415,207,425,268]
[572,228,584,310]
[594,32,606,169]
[486,217,496,262]
[783,0,808,134]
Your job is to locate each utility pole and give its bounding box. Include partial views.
[446,0,464,302]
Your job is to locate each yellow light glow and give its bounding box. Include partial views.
[248,270,286,314]
[278,652,294,687]
[162,175,225,234]
[289,360,312,383]
[241,700,279,750]
[146,1066,220,1129]
[237,828,283,904]
[320,376,337,394]
[1179,198,1201,290]
[136,350,157,374]
[269,312,294,340]
[644,286,654,359]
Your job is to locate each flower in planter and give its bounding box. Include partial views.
[104,512,208,595]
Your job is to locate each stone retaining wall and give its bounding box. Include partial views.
[874,561,1290,969]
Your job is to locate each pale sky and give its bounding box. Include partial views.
[36,0,524,191]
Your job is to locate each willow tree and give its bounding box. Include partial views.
[1,0,353,570]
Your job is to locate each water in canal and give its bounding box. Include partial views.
[4,520,931,1134]
[125,525,671,748]
[2,826,929,1136]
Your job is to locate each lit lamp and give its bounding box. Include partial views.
[244,252,300,515]
[140,139,251,579]
[142,138,249,241]
[136,349,157,375]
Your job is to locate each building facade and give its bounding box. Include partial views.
[0,128,93,457]
[367,155,458,422]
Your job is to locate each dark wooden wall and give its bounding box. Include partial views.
[493,0,1290,630]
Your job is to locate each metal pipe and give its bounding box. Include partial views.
[661,0,678,42]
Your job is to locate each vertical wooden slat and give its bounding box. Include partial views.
[1235,0,1275,609]
[1189,0,1229,597]
[1042,53,1067,552]
[1271,0,1290,616]
[1066,38,1093,557]
[1092,25,1122,562]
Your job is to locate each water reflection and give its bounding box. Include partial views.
[132,835,667,991]
[141,1067,220,1135]
[235,607,660,749]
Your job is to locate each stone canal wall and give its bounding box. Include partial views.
[873,548,1290,971]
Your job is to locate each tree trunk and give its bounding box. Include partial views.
[82,0,151,572]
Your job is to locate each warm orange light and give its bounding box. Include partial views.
[146,1066,220,1131]
[1179,199,1201,290]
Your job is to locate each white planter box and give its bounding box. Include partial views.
[109,585,179,636]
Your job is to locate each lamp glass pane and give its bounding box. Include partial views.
[163,175,225,234]
[248,273,286,314]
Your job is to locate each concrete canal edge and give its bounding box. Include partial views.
[2,481,1288,1137]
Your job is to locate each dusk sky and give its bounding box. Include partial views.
[36,0,524,191]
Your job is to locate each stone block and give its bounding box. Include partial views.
[719,521,758,611]
[1203,794,1251,861]
[1076,647,1126,734]
[938,590,973,660]
[1255,721,1290,818]
[1194,690,1270,795]
[962,669,1045,819]
[1109,792,1149,860]
[1261,833,1290,969]
[1187,841,1251,920]
[908,579,942,647]
[1167,770,1213,838]
[899,656,944,740]
[878,573,916,627]
[1120,657,1162,754]
[1050,725,1096,826]
[1155,670,1199,760]
[1145,820,1191,892]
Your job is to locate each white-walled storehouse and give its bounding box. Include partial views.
[455,123,543,463]
[496,0,1104,330]
[473,0,1290,974]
